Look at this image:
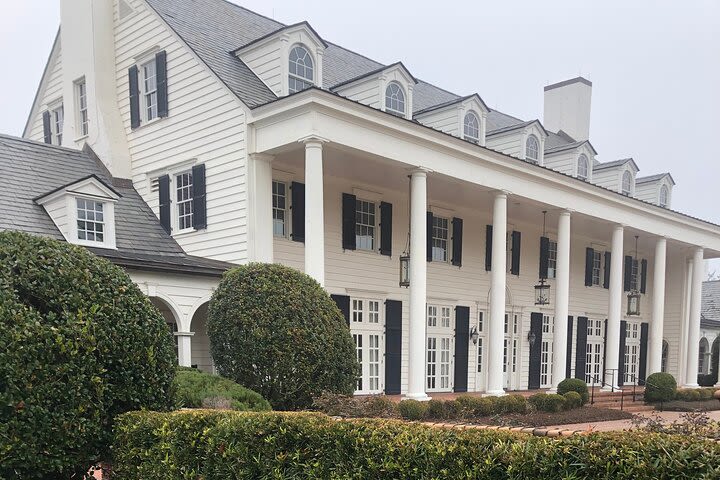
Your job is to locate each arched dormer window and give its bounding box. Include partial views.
[621,170,633,196]
[525,135,539,162]
[385,82,405,116]
[577,154,589,180]
[659,185,669,208]
[463,111,480,143]
[288,45,314,94]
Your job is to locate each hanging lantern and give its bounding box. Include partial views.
[534,278,550,305]
[627,235,641,316]
[399,254,410,287]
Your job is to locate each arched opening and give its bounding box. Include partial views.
[711,337,719,384]
[698,337,710,375]
[190,302,214,373]
[150,297,179,364]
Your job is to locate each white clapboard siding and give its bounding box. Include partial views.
[26,42,64,142]
[416,107,460,137]
[486,132,522,159]
[334,78,381,109]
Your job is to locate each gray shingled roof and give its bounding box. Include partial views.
[636,173,676,186]
[0,134,231,276]
[593,158,639,172]
[702,281,720,324]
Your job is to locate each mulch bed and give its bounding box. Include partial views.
[470,406,633,428]
[658,400,720,412]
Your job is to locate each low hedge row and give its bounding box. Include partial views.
[112,410,720,479]
[675,387,718,402]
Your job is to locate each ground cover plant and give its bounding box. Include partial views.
[173,367,271,411]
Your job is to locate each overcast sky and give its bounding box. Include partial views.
[1,1,719,228]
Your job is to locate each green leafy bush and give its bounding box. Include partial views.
[456,395,494,416]
[363,396,397,418]
[494,394,528,414]
[529,393,567,412]
[0,231,176,479]
[207,263,357,410]
[675,388,717,402]
[558,378,589,405]
[112,410,720,479]
[644,372,677,403]
[426,399,461,419]
[397,399,428,420]
[174,367,270,411]
[563,391,583,410]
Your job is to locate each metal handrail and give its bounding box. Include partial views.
[624,371,665,412]
[589,371,618,406]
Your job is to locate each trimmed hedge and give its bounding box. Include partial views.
[558,378,589,405]
[528,393,567,412]
[563,391,583,410]
[112,410,720,479]
[173,367,271,411]
[675,387,718,402]
[644,372,677,403]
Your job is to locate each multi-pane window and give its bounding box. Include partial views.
[272,180,287,237]
[350,298,383,394]
[385,82,405,116]
[577,154,589,180]
[141,59,158,121]
[51,105,64,145]
[175,172,193,231]
[355,199,376,251]
[659,185,669,208]
[592,250,602,286]
[76,198,104,242]
[525,135,539,162]
[288,45,314,94]
[463,111,480,143]
[76,80,89,137]
[431,215,449,262]
[353,333,363,390]
[547,240,557,278]
[629,258,639,291]
[621,171,633,196]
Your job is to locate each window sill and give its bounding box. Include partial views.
[345,248,390,259]
[172,228,197,237]
[74,134,89,143]
[132,116,165,131]
[73,239,117,250]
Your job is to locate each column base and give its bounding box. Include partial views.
[600,385,620,393]
[682,383,700,389]
[483,390,506,397]
[403,392,431,402]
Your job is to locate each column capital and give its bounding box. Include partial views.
[409,167,432,177]
[298,133,329,146]
[249,152,274,163]
[494,189,511,199]
[559,209,573,217]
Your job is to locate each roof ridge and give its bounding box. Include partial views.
[213,0,285,30]
[0,132,87,155]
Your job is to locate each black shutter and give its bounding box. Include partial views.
[640,259,648,294]
[585,248,594,286]
[639,322,649,384]
[528,312,543,389]
[384,300,402,395]
[453,306,470,392]
[342,193,357,251]
[426,212,433,262]
[192,164,207,230]
[451,217,463,267]
[290,182,305,242]
[566,316,574,379]
[624,256,633,292]
[330,294,350,326]
[158,174,171,234]
[485,225,493,271]
[602,319,608,383]
[42,111,52,144]
[510,230,521,275]
[539,236,550,279]
[575,317,588,380]
[618,320,627,387]
[156,50,168,118]
[379,202,392,256]
[128,65,140,129]
[603,252,611,289]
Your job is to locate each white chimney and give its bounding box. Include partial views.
[543,77,592,142]
[60,0,132,178]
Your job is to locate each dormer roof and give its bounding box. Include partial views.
[413,93,489,117]
[544,139,598,156]
[331,61,418,91]
[636,173,675,186]
[34,174,121,205]
[231,21,328,55]
[486,119,548,138]
[593,158,640,173]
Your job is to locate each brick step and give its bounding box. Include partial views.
[622,404,655,413]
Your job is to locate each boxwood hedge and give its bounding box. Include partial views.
[112,410,720,479]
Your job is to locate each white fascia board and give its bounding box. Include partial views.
[248,90,720,254]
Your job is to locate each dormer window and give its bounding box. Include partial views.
[622,170,633,196]
[659,185,669,208]
[577,154,589,180]
[76,198,105,243]
[385,82,406,116]
[288,45,314,94]
[463,111,480,143]
[526,135,539,162]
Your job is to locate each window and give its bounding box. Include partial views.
[463,111,480,143]
[76,198,104,243]
[175,171,193,231]
[525,135,539,162]
[661,340,669,373]
[592,250,602,286]
[431,215,449,262]
[577,154,589,180]
[141,59,158,122]
[659,185,669,208]
[629,258,639,291]
[351,298,383,394]
[621,170,632,196]
[51,104,64,145]
[272,180,287,237]
[547,240,557,278]
[288,45,314,94]
[76,80,89,137]
[355,199,376,251]
[699,338,710,374]
[385,82,405,116]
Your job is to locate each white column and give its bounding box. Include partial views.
[301,136,327,286]
[176,332,194,367]
[604,225,624,391]
[684,247,704,387]
[648,237,667,374]
[249,153,274,263]
[406,169,430,400]
[550,210,571,391]
[678,258,693,385]
[486,192,508,396]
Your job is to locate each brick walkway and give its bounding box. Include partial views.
[543,409,720,432]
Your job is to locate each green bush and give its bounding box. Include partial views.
[644,372,677,403]
[363,396,397,418]
[455,395,494,416]
[558,378,589,405]
[675,388,717,402]
[112,410,720,479]
[563,391,583,410]
[207,263,357,410]
[494,394,528,414]
[529,393,566,412]
[174,367,270,411]
[397,399,428,420]
[0,231,176,479]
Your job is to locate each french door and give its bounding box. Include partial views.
[350,298,384,394]
[427,304,454,392]
[475,311,486,391]
[503,313,520,390]
[585,319,604,385]
[624,321,640,385]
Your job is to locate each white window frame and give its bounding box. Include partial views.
[525,134,539,162]
[431,215,450,263]
[355,198,377,252]
[629,258,639,292]
[624,320,640,384]
[426,304,454,392]
[272,180,289,239]
[174,170,194,233]
[384,82,406,117]
[288,44,314,94]
[592,250,602,286]
[621,170,633,196]
[547,239,558,279]
[67,194,117,249]
[74,78,89,139]
[139,57,159,123]
[49,101,64,146]
[659,185,669,208]
[577,154,589,180]
[463,111,480,143]
[350,297,384,394]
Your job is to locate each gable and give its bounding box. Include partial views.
[24,30,63,141]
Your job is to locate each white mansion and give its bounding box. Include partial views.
[7,0,720,399]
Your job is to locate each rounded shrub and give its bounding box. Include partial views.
[398,400,428,420]
[363,396,397,418]
[207,263,357,410]
[675,389,701,402]
[174,367,271,411]
[558,378,589,405]
[644,372,677,403]
[543,393,567,412]
[456,395,493,417]
[496,394,528,414]
[562,391,583,410]
[0,231,176,479]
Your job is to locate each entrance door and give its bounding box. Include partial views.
[427,304,454,392]
[540,315,554,388]
[475,311,486,392]
[350,298,385,394]
[503,313,520,390]
[585,319,604,385]
[624,321,640,385]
